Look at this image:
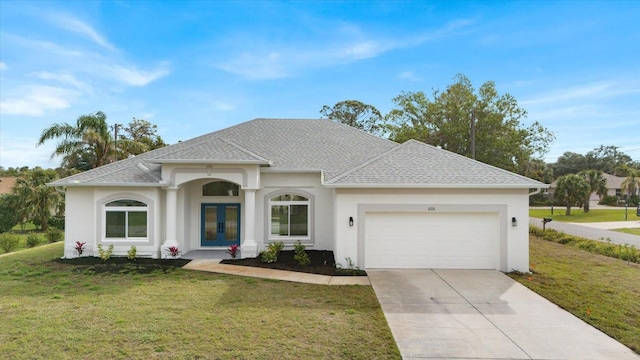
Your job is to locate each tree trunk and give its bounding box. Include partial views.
[584,196,590,213]
[565,200,572,215]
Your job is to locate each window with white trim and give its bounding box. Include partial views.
[269,194,309,238]
[105,199,148,239]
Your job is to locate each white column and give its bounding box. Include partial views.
[241,189,258,258]
[161,187,179,258]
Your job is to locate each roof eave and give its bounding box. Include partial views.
[324,183,550,189]
[47,182,162,188]
[150,159,272,165]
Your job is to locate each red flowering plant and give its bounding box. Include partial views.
[75,241,87,256]
[227,244,240,259]
[167,245,180,258]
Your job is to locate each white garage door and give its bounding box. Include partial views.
[364,212,499,269]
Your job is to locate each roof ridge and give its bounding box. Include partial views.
[418,141,547,185]
[326,141,405,184]
[136,162,162,182]
[219,138,272,164]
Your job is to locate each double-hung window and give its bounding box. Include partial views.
[105,199,148,239]
[269,194,309,238]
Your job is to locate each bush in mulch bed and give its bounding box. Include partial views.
[221,250,367,276]
[53,257,191,275]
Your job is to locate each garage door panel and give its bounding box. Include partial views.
[364,212,499,269]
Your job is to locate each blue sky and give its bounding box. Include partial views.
[1,0,639,169]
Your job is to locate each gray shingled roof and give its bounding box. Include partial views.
[325,140,545,188]
[49,118,545,188]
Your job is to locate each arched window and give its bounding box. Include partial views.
[202,181,239,196]
[269,194,309,238]
[105,199,148,239]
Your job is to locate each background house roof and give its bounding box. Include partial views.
[49,118,544,188]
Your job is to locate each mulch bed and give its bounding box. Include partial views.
[221,250,367,276]
[54,257,191,274]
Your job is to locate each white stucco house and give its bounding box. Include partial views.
[51,118,547,272]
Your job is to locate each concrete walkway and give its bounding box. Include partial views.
[369,269,639,360]
[182,259,370,285]
[530,217,640,248]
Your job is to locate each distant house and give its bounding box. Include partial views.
[596,173,625,200]
[50,118,546,272]
[0,177,16,195]
[549,173,625,202]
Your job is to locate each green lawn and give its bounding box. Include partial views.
[529,208,638,222]
[509,236,640,353]
[0,243,400,359]
[614,228,640,236]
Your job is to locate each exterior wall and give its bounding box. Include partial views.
[64,187,162,258]
[64,187,96,258]
[256,172,335,251]
[334,188,531,272]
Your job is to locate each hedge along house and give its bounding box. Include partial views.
[50,119,547,272]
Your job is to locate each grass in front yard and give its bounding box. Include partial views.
[0,243,400,359]
[529,208,634,222]
[614,228,640,236]
[509,236,640,353]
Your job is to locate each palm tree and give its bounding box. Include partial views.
[37,111,143,170]
[554,174,591,215]
[12,169,64,231]
[621,169,640,198]
[579,169,607,212]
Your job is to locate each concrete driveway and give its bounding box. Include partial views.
[368,269,639,360]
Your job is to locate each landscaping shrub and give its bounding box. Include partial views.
[26,234,41,248]
[127,246,137,260]
[48,216,65,230]
[260,241,284,263]
[293,241,310,266]
[627,195,639,207]
[598,195,619,206]
[0,233,20,253]
[45,228,64,243]
[97,244,114,261]
[530,226,640,263]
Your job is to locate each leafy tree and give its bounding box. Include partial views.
[586,145,633,175]
[320,100,384,136]
[553,174,591,215]
[520,159,554,184]
[385,74,555,173]
[551,152,589,177]
[578,170,607,212]
[37,111,144,170]
[0,194,18,232]
[120,118,167,155]
[621,169,640,197]
[11,169,64,231]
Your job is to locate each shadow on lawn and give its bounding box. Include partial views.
[53,257,191,274]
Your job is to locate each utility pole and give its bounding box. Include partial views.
[470,108,476,160]
[113,123,121,161]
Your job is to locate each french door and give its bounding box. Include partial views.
[201,204,240,247]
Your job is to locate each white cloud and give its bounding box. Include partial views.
[0,136,59,169]
[106,63,171,86]
[30,71,92,93]
[47,13,117,51]
[0,62,6,71]
[0,85,75,116]
[398,71,421,82]
[212,101,235,111]
[217,19,475,80]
